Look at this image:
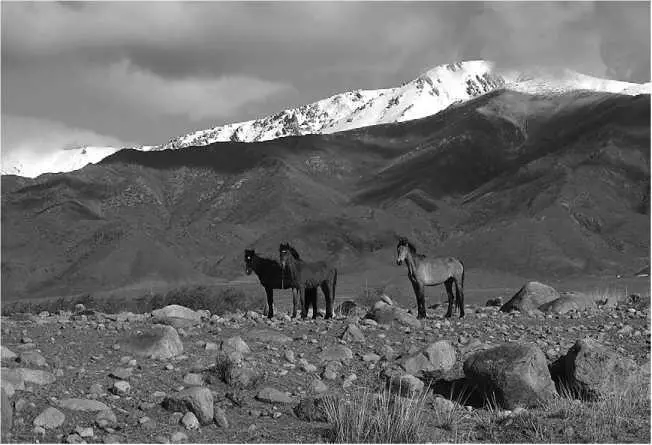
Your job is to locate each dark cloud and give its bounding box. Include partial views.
[2,1,649,157]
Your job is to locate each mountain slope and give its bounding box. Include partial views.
[2,89,649,300]
[3,60,649,178]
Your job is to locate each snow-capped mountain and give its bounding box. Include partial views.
[1,146,154,178]
[156,60,650,151]
[3,60,649,178]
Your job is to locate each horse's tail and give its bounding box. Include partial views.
[457,259,465,312]
[460,259,465,290]
[332,268,337,304]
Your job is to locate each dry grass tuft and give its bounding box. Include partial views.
[322,387,429,443]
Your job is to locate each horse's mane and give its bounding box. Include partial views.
[288,245,301,260]
[399,237,426,259]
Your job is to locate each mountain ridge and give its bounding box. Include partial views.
[2,89,649,300]
[2,60,649,178]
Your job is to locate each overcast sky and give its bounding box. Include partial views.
[2,1,650,160]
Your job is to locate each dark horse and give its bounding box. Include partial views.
[395,237,465,319]
[279,242,337,319]
[244,248,317,318]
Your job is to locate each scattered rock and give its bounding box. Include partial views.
[163,387,214,425]
[380,294,393,306]
[540,292,596,315]
[95,409,117,429]
[294,396,329,422]
[152,305,202,328]
[213,407,229,428]
[1,388,12,438]
[500,282,560,313]
[549,338,638,400]
[109,367,132,380]
[341,324,365,343]
[120,324,184,360]
[432,396,456,413]
[4,368,55,386]
[89,383,104,396]
[463,343,557,409]
[112,381,130,395]
[335,301,366,318]
[366,302,421,328]
[362,353,380,362]
[486,297,503,307]
[318,345,353,363]
[33,407,65,429]
[256,387,294,404]
[75,426,94,438]
[310,379,328,394]
[181,412,199,430]
[284,350,296,363]
[58,399,111,412]
[170,431,188,443]
[247,329,292,344]
[1,346,17,363]
[387,374,424,397]
[183,373,204,386]
[220,336,250,363]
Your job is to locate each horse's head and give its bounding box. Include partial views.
[279,242,292,270]
[244,249,255,275]
[396,237,409,265]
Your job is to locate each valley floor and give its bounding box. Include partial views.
[1,291,650,443]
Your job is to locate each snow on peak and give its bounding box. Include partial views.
[159,60,506,150]
[2,146,123,178]
[3,60,649,178]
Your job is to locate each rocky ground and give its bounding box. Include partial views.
[0,285,650,444]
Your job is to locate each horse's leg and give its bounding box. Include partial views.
[300,288,308,319]
[454,279,465,318]
[444,279,455,318]
[310,288,319,319]
[265,287,274,319]
[291,288,298,319]
[306,287,318,320]
[411,280,427,319]
[321,282,333,320]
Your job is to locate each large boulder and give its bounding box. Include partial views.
[119,324,183,360]
[463,343,557,409]
[549,338,638,400]
[152,305,202,328]
[365,301,421,329]
[500,282,560,313]
[539,292,596,314]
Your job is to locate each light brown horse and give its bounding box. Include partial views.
[395,237,465,319]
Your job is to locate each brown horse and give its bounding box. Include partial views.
[279,242,337,319]
[244,248,316,318]
[395,237,465,319]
